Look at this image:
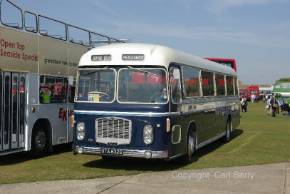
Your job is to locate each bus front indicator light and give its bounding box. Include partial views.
[143,125,153,145]
[166,118,170,133]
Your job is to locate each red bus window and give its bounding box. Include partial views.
[201,71,214,96]
[131,72,165,85]
[216,74,225,96]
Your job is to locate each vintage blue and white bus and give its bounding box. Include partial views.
[73,43,240,162]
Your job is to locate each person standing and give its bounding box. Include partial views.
[270,96,278,117]
[241,96,248,112]
[241,97,245,112]
[244,97,248,112]
[251,94,256,103]
[287,98,290,116]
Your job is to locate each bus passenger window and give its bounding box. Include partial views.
[170,68,182,104]
[226,76,234,95]
[40,76,68,103]
[69,85,75,103]
[183,66,200,97]
[234,77,239,95]
[201,71,214,96]
[40,84,52,104]
[215,74,225,96]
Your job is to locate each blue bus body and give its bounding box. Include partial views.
[74,103,170,158]
[73,43,240,161]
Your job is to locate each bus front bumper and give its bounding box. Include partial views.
[74,146,168,159]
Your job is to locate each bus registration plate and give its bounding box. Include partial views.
[101,148,123,155]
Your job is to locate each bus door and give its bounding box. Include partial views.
[18,74,26,148]
[11,73,19,149]
[2,72,11,151]
[169,67,185,156]
[12,73,26,149]
[0,72,26,152]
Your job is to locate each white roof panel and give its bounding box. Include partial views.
[79,43,237,76]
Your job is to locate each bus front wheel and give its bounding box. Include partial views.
[181,130,196,163]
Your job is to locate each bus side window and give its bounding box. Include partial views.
[40,75,52,104]
[234,77,239,95]
[40,76,68,103]
[69,86,75,103]
[62,78,68,103]
[182,66,200,97]
[53,77,67,103]
[169,68,182,104]
[226,76,234,96]
[201,71,214,96]
[215,74,225,96]
[69,78,76,103]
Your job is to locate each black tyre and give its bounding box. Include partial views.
[32,128,50,154]
[222,119,232,143]
[181,130,196,164]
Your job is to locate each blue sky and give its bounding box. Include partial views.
[12,0,290,84]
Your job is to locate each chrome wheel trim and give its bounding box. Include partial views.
[229,121,233,133]
[188,134,195,156]
[226,121,232,141]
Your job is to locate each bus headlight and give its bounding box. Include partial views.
[77,122,85,140]
[143,125,154,145]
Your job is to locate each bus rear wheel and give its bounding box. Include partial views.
[32,128,49,154]
[223,119,232,143]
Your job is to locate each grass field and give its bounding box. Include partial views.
[0,102,290,184]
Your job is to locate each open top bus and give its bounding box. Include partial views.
[0,0,124,156]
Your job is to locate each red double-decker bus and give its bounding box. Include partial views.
[239,86,260,101]
[206,58,237,72]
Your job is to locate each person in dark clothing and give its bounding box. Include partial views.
[270,96,279,117]
[241,96,248,112]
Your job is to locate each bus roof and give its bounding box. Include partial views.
[205,58,237,72]
[79,43,237,76]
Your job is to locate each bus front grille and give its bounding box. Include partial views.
[95,117,132,145]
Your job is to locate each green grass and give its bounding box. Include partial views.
[0,102,290,184]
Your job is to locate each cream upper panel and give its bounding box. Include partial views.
[0,26,38,72]
[0,25,88,76]
[79,43,237,76]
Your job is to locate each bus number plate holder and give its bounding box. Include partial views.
[101,148,123,155]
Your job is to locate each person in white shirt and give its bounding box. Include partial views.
[251,94,256,103]
[241,97,248,112]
